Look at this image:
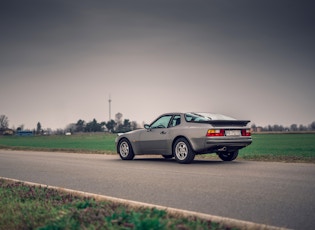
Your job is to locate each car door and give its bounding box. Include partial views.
[139,115,173,154]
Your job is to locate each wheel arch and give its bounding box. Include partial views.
[117,137,135,153]
[171,135,194,153]
[117,137,135,160]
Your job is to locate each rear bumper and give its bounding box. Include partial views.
[195,137,252,154]
[206,137,252,146]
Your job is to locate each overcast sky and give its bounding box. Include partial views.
[1,0,314,130]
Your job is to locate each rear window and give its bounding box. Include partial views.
[185,113,236,122]
[196,113,236,120]
[185,113,210,122]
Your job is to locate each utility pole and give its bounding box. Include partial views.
[108,95,112,121]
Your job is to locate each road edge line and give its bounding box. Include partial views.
[1,177,290,230]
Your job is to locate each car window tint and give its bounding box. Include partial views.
[185,113,212,122]
[185,114,193,122]
[171,115,181,127]
[150,115,173,129]
[196,113,236,120]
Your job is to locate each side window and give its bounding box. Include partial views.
[185,114,193,122]
[171,115,181,127]
[150,115,173,129]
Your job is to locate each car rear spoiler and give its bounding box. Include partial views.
[197,120,251,126]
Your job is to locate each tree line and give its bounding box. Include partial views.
[64,112,138,134]
[1,113,315,135]
[0,113,138,135]
[251,122,315,132]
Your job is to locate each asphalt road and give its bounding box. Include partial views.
[1,150,314,229]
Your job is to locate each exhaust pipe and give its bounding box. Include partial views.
[218,147,227,152]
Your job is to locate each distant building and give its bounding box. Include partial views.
[1,128,14,136]
[16,130,34,136]
[250,126,263,133]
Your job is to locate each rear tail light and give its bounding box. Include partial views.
[206,129,251,137]
[242,129,251,136]
[206,129,225,137]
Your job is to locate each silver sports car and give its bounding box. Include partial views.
[115,112,252,164]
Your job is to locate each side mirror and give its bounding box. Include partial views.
[144,124,150,130]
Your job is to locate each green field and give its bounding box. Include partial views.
[0,133,116,153]
[239,133,315,162]
[0,133,314,162]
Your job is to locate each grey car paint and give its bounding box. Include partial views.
[115,112,252,163]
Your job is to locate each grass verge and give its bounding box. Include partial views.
[0,178,235,230]
[239,133,315,163]
[0,133,315,163]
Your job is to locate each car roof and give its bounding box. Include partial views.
[158,112,236,120]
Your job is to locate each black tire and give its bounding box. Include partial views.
[218,150,238,161]
[173,138,195,164]
[118,139,135,160]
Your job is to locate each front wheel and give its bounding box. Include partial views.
[173,138,195,164]
[118,139,135,160]
[218,150,238,161]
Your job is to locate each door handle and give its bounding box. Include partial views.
[160,131,167,134]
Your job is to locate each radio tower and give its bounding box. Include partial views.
[108,95,112,121]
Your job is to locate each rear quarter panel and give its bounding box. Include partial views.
[171,123,210,153]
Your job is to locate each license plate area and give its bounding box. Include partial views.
[225,130,241,136]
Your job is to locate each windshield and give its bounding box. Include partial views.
[185,112,236,122]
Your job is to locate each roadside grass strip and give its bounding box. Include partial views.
[0,177,289,230]
[1,133,315,163]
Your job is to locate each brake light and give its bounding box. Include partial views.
[242,129,251,136]
[206,129,225,137]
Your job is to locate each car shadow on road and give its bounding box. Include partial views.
[115,156,245,165]
[191,159,244,165]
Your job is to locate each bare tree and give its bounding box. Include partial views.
[290,124,298,131]
[17,124,24,131]
[299,124,307,131]
[131,121,138,130]
[0,115,9,129]
[66,123,76,133]
[36,122,42,134]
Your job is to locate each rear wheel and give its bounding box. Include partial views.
[173,138,195,164]
[218,150,238,161]
[118,139,134,160]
